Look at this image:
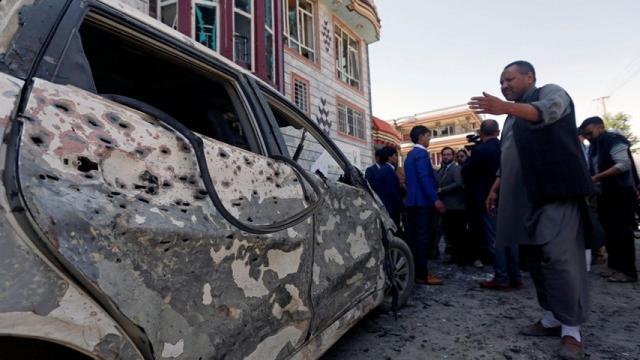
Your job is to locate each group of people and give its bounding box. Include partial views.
[366,60,638,360]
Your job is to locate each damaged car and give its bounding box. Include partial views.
[0,0,414,359]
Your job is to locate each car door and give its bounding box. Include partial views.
[257,91,387,337]
[8,3,316,359]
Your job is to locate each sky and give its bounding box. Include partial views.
[368,0,640,134]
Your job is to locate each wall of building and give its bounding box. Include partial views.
[282,3,373,172]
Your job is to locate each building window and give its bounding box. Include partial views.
[433,125,454,138]
[158,0,178,29]
[194,0,219,51]
[283,0,316,62]
[334,25,361,89]
[292,74,310,114]
[265,0,276,82]
[337,101,365,140]
[234,0,253,70]
[430,152,442,167]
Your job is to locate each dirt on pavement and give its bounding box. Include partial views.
[322,240,640,360]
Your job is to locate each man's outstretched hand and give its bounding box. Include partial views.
[468,92,510,115]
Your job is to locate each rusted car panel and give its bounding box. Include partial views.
[18,78,316,359]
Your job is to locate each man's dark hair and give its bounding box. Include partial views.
[383,145,397,156]
[410,125,431,144]
[504,60,536,82]
[480,119,500,136]
[374,148,382,161]
[441,146,454,156]
[378,146,397,163]
[456,149,469,157]
[579,116,604,130]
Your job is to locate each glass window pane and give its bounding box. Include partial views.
[265,32,274,81]
[302,13,314,49]
[287,0,298,41]
[338,105,346,133]
[195,5,217,51]
[265,0,274,29]
[299,0,313,13]
[342,36,348,70]
[234,0,251,13]
[349,49,359,79]
[160,3,177,29]
[234,13,252,69]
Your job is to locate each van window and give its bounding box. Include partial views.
[54,16,256,152]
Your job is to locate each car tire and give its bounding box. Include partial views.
[383,236,414,308]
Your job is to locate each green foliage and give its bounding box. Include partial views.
[603,112,638,148]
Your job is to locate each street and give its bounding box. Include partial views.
[323,240,640,360]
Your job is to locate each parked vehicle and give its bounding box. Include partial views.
[0,0,413,359]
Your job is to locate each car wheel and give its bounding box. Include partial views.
[384,236,414,308]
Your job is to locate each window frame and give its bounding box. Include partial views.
[333,20,362,91]
[191,0,221,53]
[157,0,178,29]
[264,0,276,83]
[233,0,255,70]
[291,72,311,116]
[36,4,268,156]
[257,84,352,175]
[336,96,367,143]
[282,0,318,65]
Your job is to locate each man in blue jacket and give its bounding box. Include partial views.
[404,125,445,285]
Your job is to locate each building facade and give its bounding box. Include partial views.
[392,105,483,167]
[139,0,379,170]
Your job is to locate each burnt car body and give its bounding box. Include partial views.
[0,0,413,359]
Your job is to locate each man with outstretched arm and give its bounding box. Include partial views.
[469,61,593,360]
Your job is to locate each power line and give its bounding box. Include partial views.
[609,65,640,96]
[605,51,640,96]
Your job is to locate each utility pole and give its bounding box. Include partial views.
[593,96,610,117]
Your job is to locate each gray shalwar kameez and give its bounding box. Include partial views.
[496,84,589,326]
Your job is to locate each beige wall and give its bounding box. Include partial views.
[283,2,373,171]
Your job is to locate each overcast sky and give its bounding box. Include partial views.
[369,0,640,133]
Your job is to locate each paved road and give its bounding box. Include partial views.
[323,240,640,360]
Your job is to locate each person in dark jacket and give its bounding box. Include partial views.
[404,125,445,285]
[462,119,522,289]
[374,146,403,230]
[437,147,466,263]
[364,149,382,193]
[581,116,638,283]
[469,61,592,359]
[456,149,469,166]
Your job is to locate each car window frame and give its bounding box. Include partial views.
[30,0,267,156]
[255,82,356,179]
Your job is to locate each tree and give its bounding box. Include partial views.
[603,112,638,148]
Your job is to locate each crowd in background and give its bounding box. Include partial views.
[366,119,638,287]
[366,60,638,360]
